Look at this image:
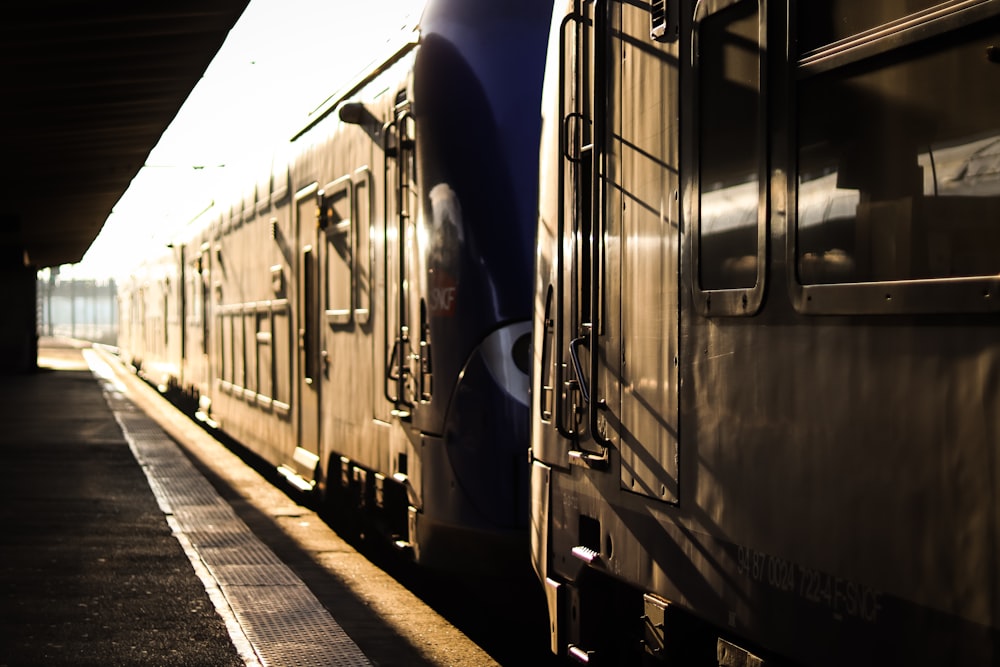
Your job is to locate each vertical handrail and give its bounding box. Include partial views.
[382,102,415,417]
[556,1,611,468]
[588,0,613,452]
[554,10,576,441]
[382,118,398,406]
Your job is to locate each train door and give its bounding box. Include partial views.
[381,94,418,421]
[544,0,681,501]
[293,184,322,480]
[614,1,683,503]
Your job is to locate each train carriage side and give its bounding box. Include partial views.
[120,243,184,395]
[170,0,551,572]
[200,161,298,469]
[278,58,405,525]
[166,213,216,414]
[116,266,146,372]
[531,1,1000,665]
[286,0,553,569]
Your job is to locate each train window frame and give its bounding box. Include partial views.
[234,304,246,391]
[255,304,272,407]
[271,298,292,416]
[243,185,256,223]
[691,0,768,317]
[353,166,373,325]
[231,202,243,231]
[788,0,1000,315]
[320,174,354,326]
[256,166,272,215]
[271,163,290,206]
[219,306,234,391]
[243,305,258,399]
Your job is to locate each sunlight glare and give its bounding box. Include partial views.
[70,0,425,281]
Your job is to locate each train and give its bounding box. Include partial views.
[116,0,552,572]
[116,0,1000,663]
[530,0,1000,665]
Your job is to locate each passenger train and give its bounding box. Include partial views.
[117,0,1000,663]
[530,0,1000,665]
[117,0,551,571]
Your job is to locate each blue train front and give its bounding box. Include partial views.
[396,0,550,568]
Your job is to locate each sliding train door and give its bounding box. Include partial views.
[293,184,322,480]
[615,1,681,503]
[543,0,680,502]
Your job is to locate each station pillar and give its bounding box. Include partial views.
[0,247,38,374]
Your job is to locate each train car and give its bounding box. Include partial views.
[117,241,183,395]
[118,205,216,414]
[119,0,552,571]
[530,0,1000,664]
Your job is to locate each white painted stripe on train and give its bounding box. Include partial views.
[83,349,372,667]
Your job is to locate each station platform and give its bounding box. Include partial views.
[0,338,376,666]
[0,338,500,667]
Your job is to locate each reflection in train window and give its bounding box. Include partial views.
[796,0,944,54]
[698,0,761,291]
[796,18,1000,285]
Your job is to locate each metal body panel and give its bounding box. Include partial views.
[616,3,681,504]
[531,0,1000,663]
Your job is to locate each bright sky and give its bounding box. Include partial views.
[61,0,424,281]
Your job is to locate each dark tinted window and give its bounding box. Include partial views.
[796,19,1000,284]
[798,0,947,53]
[698,0,761,290]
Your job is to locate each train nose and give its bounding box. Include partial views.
[478,321,532,408]
[444,321,532,529]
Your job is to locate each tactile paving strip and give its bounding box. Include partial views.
[227,588,369,667]
[86,352,372,667]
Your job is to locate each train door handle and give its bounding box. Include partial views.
[568,336,590,404]
[567,335,610,470]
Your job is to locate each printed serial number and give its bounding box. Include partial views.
[737,546,882,624]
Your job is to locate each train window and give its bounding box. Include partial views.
[694,0,765,314]
[256,165,271,215]
[220,310,232,387]
[302,246,319,383]
[272,301,291,413]
[797,0,951,54]
[271,163,290,205]
[793,6,1000,312]
[321,177,353,325]
[244,309,257,395]
[162,291,169,349]
[256,308,271,402]
[353,168,372,325]
[234,309,245,390]
[200,263,209,355]
[186,264,198,328]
